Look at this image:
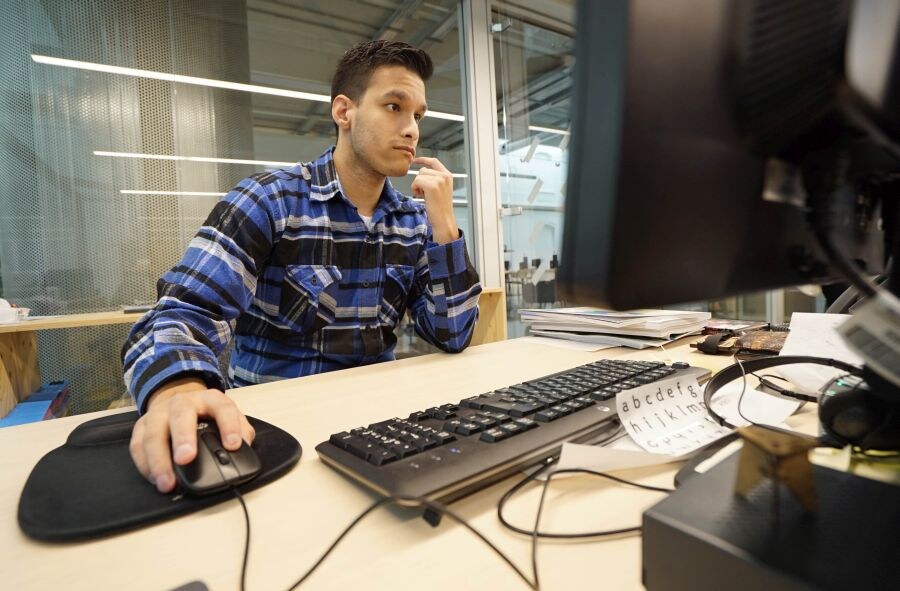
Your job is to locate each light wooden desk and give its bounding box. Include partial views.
[1,337,780,591]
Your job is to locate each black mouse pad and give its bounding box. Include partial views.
[18,411,301,542]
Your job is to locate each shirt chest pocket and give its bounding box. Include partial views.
[281,264,342,333]
[379,264,416,326]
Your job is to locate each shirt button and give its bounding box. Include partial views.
[311,276,318,285]
[363,281,370,288]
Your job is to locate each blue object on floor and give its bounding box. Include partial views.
[0,381,69,428]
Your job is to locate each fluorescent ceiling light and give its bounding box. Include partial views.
[411,197,469,206]
[33,55,464,122]
[120,190,226,196]
[96,151,294,167]
[528,125,570,135]
[96,150,467,178]
[120,190,471,205]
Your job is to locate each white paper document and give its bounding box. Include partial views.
[776,312,864,394]
[556,442,680,473]
[706,381,802,428]
[616,377,733,456]
[615,375,803,457]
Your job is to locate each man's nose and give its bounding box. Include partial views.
[402,115,419,142]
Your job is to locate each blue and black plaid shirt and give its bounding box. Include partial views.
[123,147,481,412]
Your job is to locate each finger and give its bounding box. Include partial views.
[411,156,449,173]
[414,167,450,180]
[168,398,199,466]
[142,412,176,493]
[411,176,430,197]
[129,418,151,481]
[239,414,256,445]
[201,391,245,451]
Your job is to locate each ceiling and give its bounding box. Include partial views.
[243,0,575,152]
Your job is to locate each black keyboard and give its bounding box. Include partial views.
[316,359,710,505]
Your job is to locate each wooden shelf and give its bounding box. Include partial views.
[0,311,143,334]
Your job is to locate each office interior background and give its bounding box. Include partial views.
[0,0,824,415]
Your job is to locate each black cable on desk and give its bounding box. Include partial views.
[230,488,538,591]
[734,357,756,427]
[498,460,674,540]
[231,487,251,591]
[285,494,538,590]
[230,428,667,591]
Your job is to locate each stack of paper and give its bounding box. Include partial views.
[520,307,710,349]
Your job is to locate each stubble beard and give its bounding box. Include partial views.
[349,125,409,179]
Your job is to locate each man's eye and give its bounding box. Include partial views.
[414,113,423,122]
[387,103,399,112]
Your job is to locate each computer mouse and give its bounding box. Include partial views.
[173,421,262,495]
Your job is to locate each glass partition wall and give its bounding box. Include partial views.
[491,5,573,337]
[490,0,825,337]
[0,0,472,414]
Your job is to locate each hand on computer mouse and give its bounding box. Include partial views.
[174,421,262,495]
[129,377,256,493]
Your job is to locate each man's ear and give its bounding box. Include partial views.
[332,95,354,133]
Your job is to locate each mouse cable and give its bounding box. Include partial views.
[497,459,674,540]
[231,487,251,591]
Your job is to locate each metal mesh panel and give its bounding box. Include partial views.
[0,0,252,414]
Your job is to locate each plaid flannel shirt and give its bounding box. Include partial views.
[123,147,481,411]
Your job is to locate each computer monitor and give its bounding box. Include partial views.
[559,0,899,310]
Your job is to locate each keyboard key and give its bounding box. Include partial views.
[480,427,509,443]
[433,430,457,445]
[553,404,575,416]
[498,422,525,436]
[344,437,379,461]
[470,415,498,428]
[449,421,483,436]
[426,407,455,420]
[482,410,511,423]
[329,432,353,449]
[367,449,397,466]
[512,417,538,430]
[483,400,543,417]
[400,432,429,450]
[386,442,417,459]
[535,409,562,422]
[460,395,486,410]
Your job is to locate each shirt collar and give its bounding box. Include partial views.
[306,147,418,214]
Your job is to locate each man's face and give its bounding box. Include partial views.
[344,65,426,178]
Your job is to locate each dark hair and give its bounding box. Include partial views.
[330,40,434,136]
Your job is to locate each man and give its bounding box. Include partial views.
[123,40,481,493]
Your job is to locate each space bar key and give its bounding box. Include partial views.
[482,401,542,417]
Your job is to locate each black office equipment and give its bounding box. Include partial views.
[643,450,900,591]
[559,0,896,310]
[174,421,262,496]
[18,411,300,542]
[316,359,709,504]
